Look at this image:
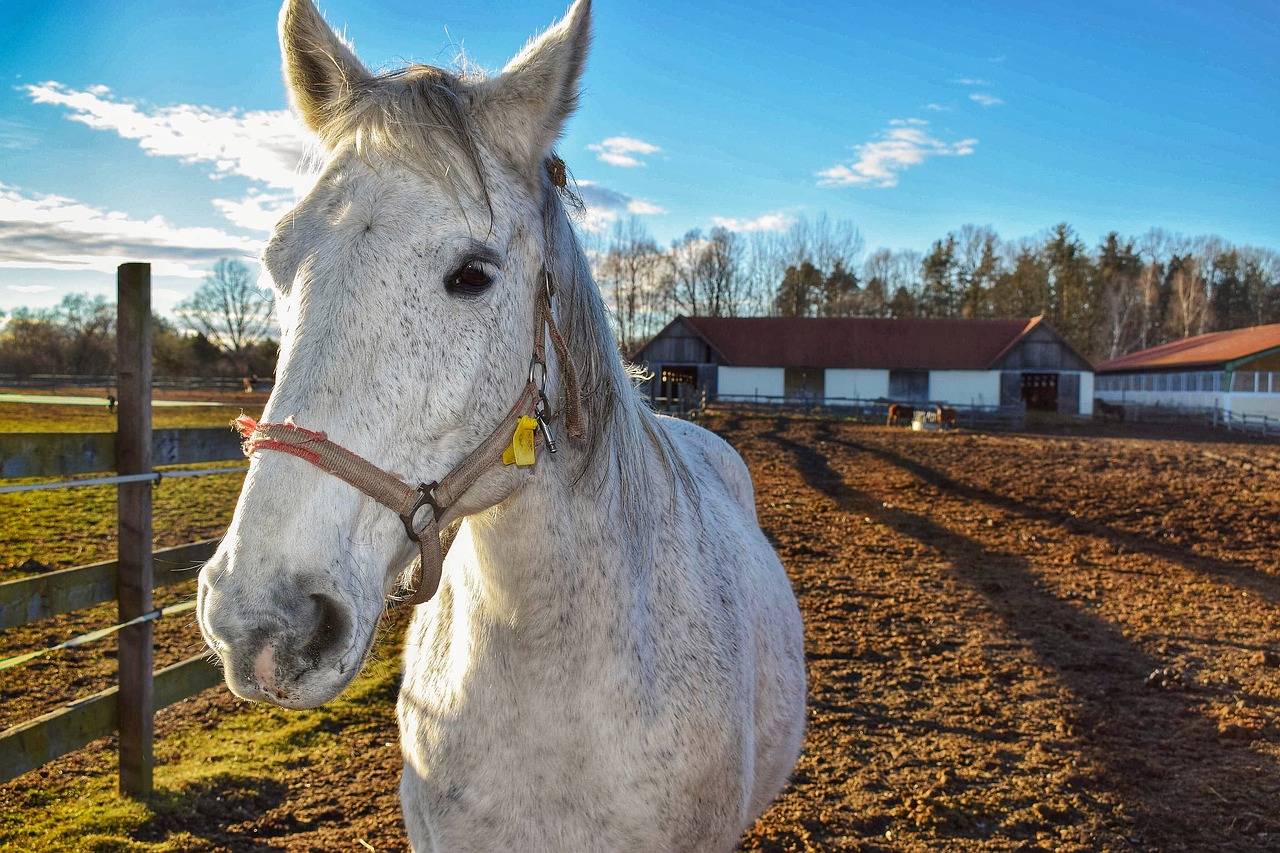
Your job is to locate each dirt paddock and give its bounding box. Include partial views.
[6,411,1280,850]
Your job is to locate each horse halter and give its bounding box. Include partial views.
[234,268,584,607]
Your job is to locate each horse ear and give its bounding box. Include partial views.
[279,0,372,137]
[474,0,592,176]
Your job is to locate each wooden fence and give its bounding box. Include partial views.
[0,264,244,795]
[0,375,273,392]
[1115,401,1280,439]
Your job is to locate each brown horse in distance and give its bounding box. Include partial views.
[887,403,914,426]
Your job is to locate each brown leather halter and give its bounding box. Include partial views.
[234,270,583,606]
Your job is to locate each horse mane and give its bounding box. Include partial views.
[541,178,693,508]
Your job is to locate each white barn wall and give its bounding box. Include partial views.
[1078,372,1095,416]
[718,366,784,400]
[825,369,888,401]
[1228,395,1280,418]
[929,371,1000,408]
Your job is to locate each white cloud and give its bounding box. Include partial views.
[951,78,991,86]
[969,92,1004,107]
[586,136,662,168]
[211,189,297,234]
[711,211,796,233]
[8,284,55,294]
[23,82,313,192]
[817,119,978,188]
[573,181,666,232]
[0,183,259,277]
[923,103,951,112]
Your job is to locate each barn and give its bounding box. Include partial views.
[633,315,1095,416]
[1094,322,1280,419]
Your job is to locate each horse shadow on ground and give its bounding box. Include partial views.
[131,775,291,850]
[757,418,1280,849]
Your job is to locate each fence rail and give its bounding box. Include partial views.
[0,374,272,392]
[0,428,244,479]
[0,539,218,633]
[0,655,221,783]
[1103,400,1279,438]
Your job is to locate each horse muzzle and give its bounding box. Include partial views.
[197,554,367,710]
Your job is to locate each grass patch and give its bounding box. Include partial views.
[0,467,246,572]
[0,402,253,433]
[0,649,404,852]
[1,400,256,572]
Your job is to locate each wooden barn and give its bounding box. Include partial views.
[633,315,1095,415]
[1094,322,1280,419]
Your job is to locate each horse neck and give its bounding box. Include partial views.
[458,421,662,634]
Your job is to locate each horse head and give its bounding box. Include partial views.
[198,0,592,709]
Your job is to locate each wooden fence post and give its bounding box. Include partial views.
[116,263,153,797]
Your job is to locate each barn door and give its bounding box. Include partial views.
[1058,372,1080,415]
[1000,372,1022,406]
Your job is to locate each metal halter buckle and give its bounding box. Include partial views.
[401,482,441,541]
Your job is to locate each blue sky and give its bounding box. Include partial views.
[1,0,1276,318]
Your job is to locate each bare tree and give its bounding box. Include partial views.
[669,229,710,317]
[177,258,276,374]
[595,217,668,352]
[1166,256,1210,340]
[703,227,744,316]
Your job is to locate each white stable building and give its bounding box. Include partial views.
[1095,323,1280,419]
[634,315,1095,416]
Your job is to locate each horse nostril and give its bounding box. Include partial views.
[301,592,351,669]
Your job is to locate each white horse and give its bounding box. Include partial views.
[196,1,805,849]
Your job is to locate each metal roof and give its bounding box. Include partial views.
[640,316,1074,371]
[1095,323,1280,373]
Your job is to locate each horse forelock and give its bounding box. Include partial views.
[317,64,494,213]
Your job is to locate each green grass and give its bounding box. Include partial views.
[0,402,255,571]
[0,467,247,572]
[0,402,250,433]
[0,652,404,852]
[0,397,406,853]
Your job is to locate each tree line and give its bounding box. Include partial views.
[0,259,277,380]
[588,216,1280,361]
[3,221,1277,377]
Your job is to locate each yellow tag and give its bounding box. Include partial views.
[502,416,539,467]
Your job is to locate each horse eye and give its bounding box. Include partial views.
[446,261,493,295]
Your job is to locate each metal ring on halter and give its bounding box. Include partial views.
[529,357,548,393]
[401,482,441,542]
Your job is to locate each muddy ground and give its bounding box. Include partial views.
[5,412,1280,851]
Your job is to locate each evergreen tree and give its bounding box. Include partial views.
[774,261,824,317]
[919,236,958,317]
[821,260,860,317]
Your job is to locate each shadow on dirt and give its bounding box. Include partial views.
[759,417,1280,850]
[133,775,292,848]
[820,421,1280,608]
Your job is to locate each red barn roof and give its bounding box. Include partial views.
[1096,323,1280,373]
[642,316,1080,371]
